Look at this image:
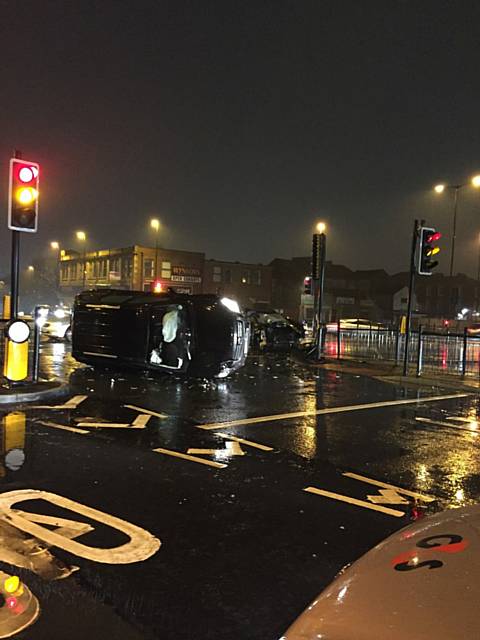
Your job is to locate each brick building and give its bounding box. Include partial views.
[202,259,272,309]
[59,245,205,299]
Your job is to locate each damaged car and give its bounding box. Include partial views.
[72,289,248,378]
[248,310,304,351]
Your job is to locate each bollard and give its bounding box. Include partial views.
[461,327,468,378]
[416,325,423,377]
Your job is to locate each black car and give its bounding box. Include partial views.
[247,310,304,351]
[72,289,249,378]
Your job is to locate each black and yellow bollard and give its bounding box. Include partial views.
[3,319,30,383]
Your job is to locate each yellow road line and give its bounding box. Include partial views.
[216,433,274,451]
[38,421,89,434]
[124,405,168,419]
[342,472,436,502]
[197,393,470,431]
[304,486,405,517]
[152,447,227,468]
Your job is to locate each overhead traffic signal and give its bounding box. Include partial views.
[8,158,40,233]
[417,226,441,276]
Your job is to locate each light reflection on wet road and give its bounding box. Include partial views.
[0,342,478,639]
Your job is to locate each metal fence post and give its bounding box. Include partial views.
[416,325,423,377]
[461,327,468,377]
[337,319,341,359]
[394,328,400,365]
[32,306,41,383]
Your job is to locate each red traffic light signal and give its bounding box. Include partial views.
[8,159,40,233]
[303,276,312,294]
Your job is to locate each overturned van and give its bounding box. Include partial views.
[71,289,249,378]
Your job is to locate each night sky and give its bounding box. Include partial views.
[1,0,480,276]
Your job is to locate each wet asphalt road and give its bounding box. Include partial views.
[1,342,479,639]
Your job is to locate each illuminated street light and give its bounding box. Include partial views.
[76,230,86,242]
[316,221,326,234]
[150,218,160,232]
[27,265,34,272]
[432,180,479,277]
[50,241,59,250]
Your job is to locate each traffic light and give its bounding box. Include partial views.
[8,158,40,233]
[303,276,312,294]
[312,234,321,279]
[417,226,441,276]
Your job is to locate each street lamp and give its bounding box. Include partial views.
[27,265,34,272]
[50,241,61,291]
[150,218,160,278]
[76,231,87,290]
[434,177,480,276]
[313,221,327,359]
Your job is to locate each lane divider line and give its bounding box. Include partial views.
[152,447,227,468]
[197,393,470,431]
[304,486,405,517]
[415,416,480,434]
[342,471,436,502]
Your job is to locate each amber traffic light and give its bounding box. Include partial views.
[8,158,40,233]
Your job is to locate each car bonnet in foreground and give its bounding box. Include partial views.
[282,504,480,640]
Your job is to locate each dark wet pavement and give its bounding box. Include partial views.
[0,343,479,639]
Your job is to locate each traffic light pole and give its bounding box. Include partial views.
[403,219,420,377]
[10,231,20,319]
[9,149,22,318]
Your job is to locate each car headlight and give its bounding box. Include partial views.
[220,297,240,314]
[54,309,65,319]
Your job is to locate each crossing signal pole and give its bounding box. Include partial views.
[403,221,442,376]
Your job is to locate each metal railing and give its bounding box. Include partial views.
[323,322,480,378]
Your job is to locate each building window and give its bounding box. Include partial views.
[241,270,250,284]
[123,258,132,279]
[161,261,171,279]
[213,266,222,283]
[110,257,120,273]
[224,269,231,284]
[252,270,261,285]
[144,259,154,278]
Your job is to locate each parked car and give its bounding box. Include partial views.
[72,289,249,378]
[248,310,304,350]
[282,504,479,639]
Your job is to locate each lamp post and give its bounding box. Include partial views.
[50,241,61,293]
[76,231,87,290]
[313,221,327,359]
[150,218,160,279]
[434,175,480,277]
